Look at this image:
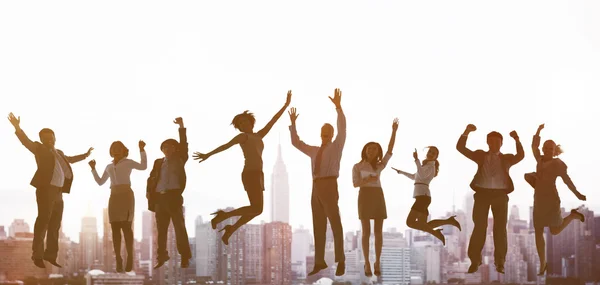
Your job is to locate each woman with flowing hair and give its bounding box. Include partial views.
[525,124,587,275]
[351,118,398,277]
[89,140,147,272]
[392,146,461,245]
[193,91,291,245]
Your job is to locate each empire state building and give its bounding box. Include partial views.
[271,142,290,223]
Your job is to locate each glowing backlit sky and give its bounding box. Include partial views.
[1,1,599,242]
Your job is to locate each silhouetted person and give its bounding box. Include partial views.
[146,117,191,269]
[193,91,291,244]
[393,147,461,246]
[289,88,346,276]
[7,112,93,268]
[524,124,586,276]
[89,140,147,272]
[352,118,398,277]
[456,124,524,274]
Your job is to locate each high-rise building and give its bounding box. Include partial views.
[0,226,7,239]
[263,222,292,285]
[195,215,216,278]
[291,226,311,279]
[8,219,30,238]
[271,143,290,223]
[141,211,154,263]
[80,216,99,270]
[0,232,46,281]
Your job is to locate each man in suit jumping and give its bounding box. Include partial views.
[8,112,93,268]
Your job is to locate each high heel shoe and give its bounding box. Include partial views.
[364,262,373,277]
[448,215,462,231]
[211,210,226,230]
[433,229,446,246]
[571,209,585,222]
[218,225,234,245]
[125,255,133,272]
[374,261,381,277]
[537,263,547,276]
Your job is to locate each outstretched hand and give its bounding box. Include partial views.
[329,88,342,109]
[192,152,210,163]
[7,113,20,129]
[392,118,399,131]
[174,117,184,128]
[288,107,299,124]
[465,124,477,132]
[284,90,292,107]
[85,147,94,157]
[391,167,401,174]
[88,159,96,169]
[537,123,545,131]
[139,140,146,150]
[413,148,418,160]
[509,130,519,140]
[577,193,586,201]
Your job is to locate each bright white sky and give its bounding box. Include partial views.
[1,1,599,243]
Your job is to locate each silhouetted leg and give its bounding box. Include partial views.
[407,211,445,244]
[373,219,384,276]
[155,199,172,261]
[318,181,344,263]
[225,190,264,241]
[167,194,191,260]
[122,222,134,271]
[549,211,579,235]
[427,218,451,228]
[490,192,508,269]
[467,192,490,272]
[534,226,546,275]
[310,183,327,274]
[111,222,124,272]
[32,187,59,261]
[360,219,372,276]
[44,194,63,265]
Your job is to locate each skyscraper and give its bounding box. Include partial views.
[8,219,30,238]
[271,142,290,223]
[80,216,99,270]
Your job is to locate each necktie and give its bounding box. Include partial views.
[313,144,326,176]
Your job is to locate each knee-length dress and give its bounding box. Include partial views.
[529,158,568,228]
[92,151,147,222]
[352,152,392,219]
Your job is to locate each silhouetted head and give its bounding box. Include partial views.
[487,131,503,153]
[542,139,563,157]
[425,146,439,160]
[109,141,129,161]
[424,146,440,177]
[321,123,334,145]
[231,111,256,133]
[361,142,383,163]
[39,128,56,148]
[161,139,179,158]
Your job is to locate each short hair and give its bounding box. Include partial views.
[109,141,129,158]
[487,131,503,141]
[38,128,54,140]
[231,111,256,130]
[161,139,179,150]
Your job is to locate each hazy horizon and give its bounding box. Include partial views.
[1,1,599,243]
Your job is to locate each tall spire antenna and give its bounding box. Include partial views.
[452,190,456,213]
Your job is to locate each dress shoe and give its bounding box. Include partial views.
[335,261,345,276]
[307,263,328,276]
[43,257,62,268]
[181,258,190,268]
[154,256,170,269]
[467,261,481,273]
[496,263,505,274]
[31,257,45,269]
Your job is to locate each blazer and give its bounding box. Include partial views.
[146,127,189,212]
[456,134,524,194]
[15,129,86,193]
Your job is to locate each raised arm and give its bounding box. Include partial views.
[125,141,147,170]
[508,130,525,165]
[65,147,93,164]
[456,124,477,161]
[532,124,543,162]
[174,117,189,162]
[8,113,37,153]
[257,90,292,138]
[330,89,346,145]
[193,134,246,162]
[89,161,109,186]
[386,118,399,154]
[288,107,317,157]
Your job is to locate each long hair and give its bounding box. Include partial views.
[423,146,440,177]
[109,141,129,160]
[231,110,256,131]
[360,142,383,170]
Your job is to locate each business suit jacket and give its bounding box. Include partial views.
[15,129,86,193]
[146,127,188,212]
[456,134,524,194]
